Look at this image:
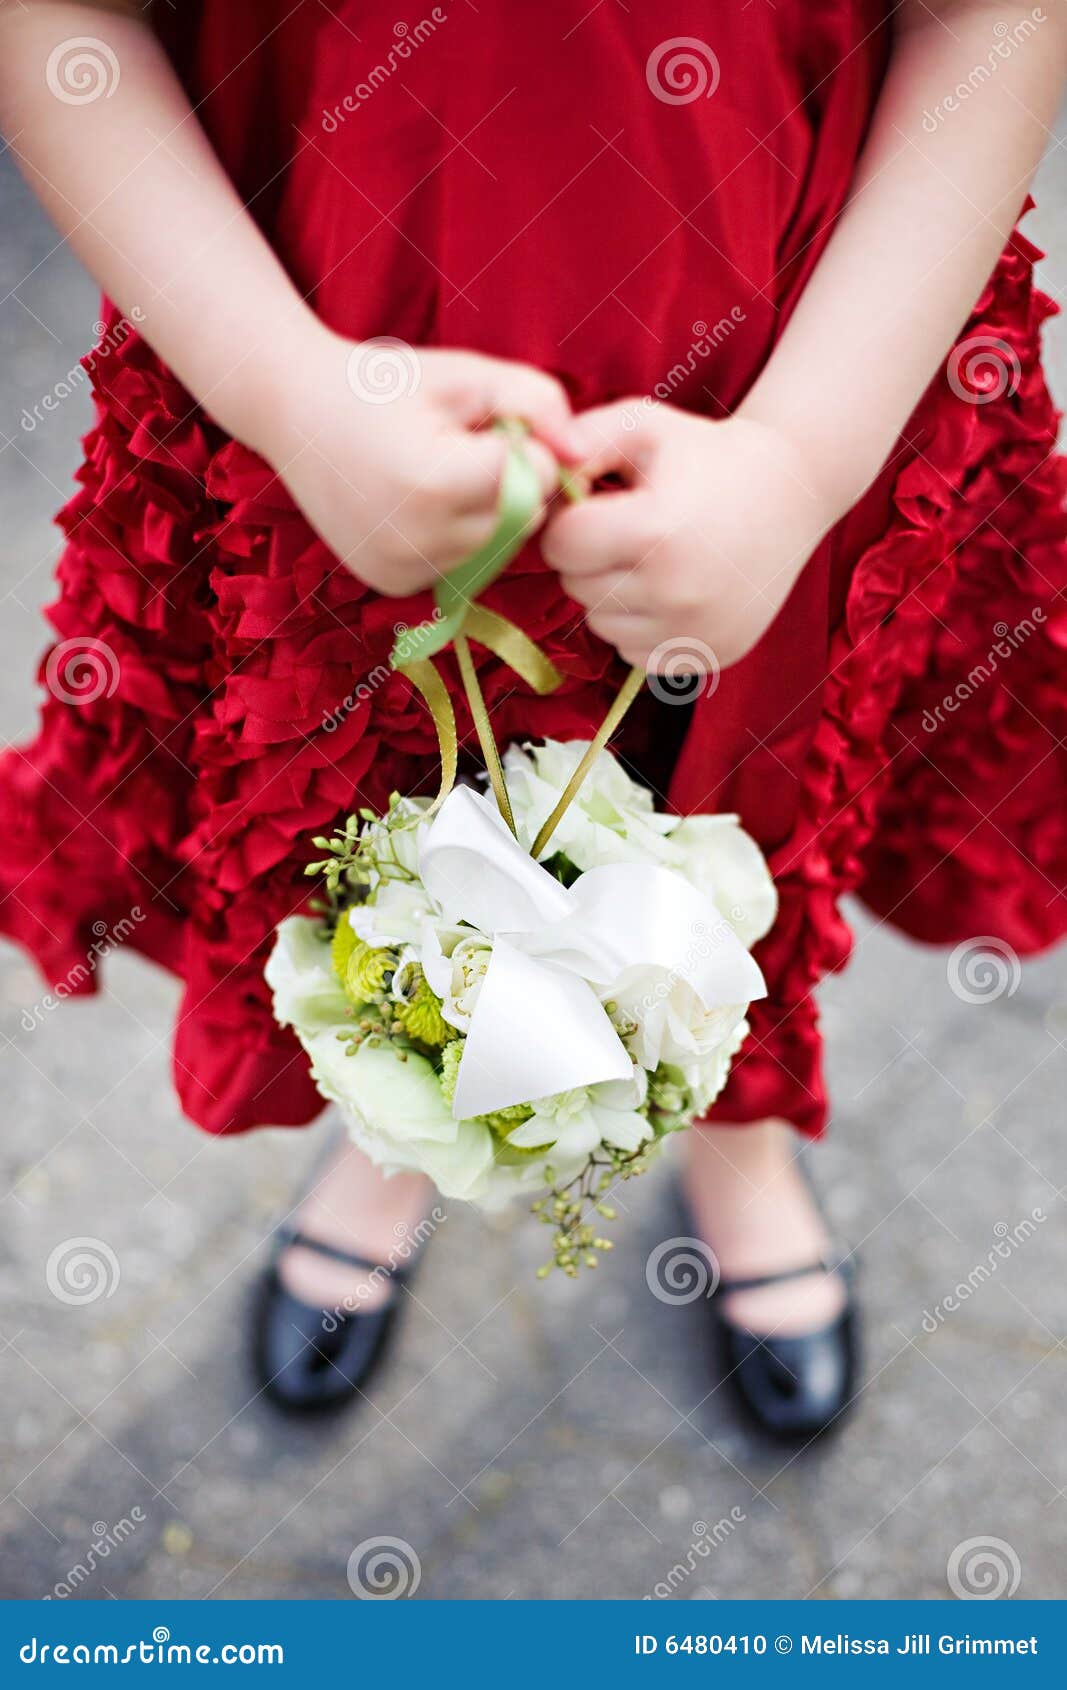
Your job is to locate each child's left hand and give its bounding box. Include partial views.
[541,402,843,672]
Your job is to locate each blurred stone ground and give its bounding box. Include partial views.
[0,118,1064,1602]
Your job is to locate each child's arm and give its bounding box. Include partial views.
[544,0,1067,671]
[0,2,577,593]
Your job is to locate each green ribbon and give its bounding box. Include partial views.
[388,424,645,839]
[390,425,545,669]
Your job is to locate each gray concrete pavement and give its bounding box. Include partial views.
[0,119,1065,1602]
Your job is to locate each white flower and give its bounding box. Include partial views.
[504,740,676,870]
[265,916,497,1201]
[614,969,747,1076]
[668,814,778,948]
[442,936,493,1030]
[349,879,434,949]
[504,1067,652,1162]
[265,916,348,1029]
[266,743,778,1223]
[359,797,431,885]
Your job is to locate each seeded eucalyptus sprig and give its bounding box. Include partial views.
[304,795,422,928]
[533,1142,652,1278]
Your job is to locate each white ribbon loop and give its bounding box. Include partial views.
[418,787,766,1120]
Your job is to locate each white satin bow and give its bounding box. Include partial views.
[417,787,766,1121]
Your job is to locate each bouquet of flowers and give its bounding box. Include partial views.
[266,425,777,1275]
[267,741,775,1275]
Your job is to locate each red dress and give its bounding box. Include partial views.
[2,1,1064,1137]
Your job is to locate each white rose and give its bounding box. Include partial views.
[265,916,348,1030]
[349,879,435,949]
[614,970,747,1075]
[668,814,778,948]
[503,740,676,870]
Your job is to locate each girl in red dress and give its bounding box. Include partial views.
[1,1,1064,1433]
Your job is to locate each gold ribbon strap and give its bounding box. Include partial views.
[531,664,646,860]
[390,427,650,847]
[454,634,516,835]
[399,657,459,812]
[463,604,563,695]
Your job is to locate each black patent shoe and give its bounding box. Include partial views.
[713,1257,859,1443]
[253,1229,417,1414]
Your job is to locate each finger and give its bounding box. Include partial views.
[428,428,509,516]
[568,399,659,483]
[522,436,566,503]
[582,609,661,667]
[558,567,652,615]
[541,488,660,577]
[458,359,582,463]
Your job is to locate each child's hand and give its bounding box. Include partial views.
[541,402,842,671]
[254,324,579,596]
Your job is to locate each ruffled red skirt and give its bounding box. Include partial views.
[2,0,1065,1137]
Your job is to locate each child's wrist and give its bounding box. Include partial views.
[735,391,882,522]
[207,304,333,462]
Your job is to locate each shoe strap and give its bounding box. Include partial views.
[715,1254,840,1297]
[277,1228,409,1281]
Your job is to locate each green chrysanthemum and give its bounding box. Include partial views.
[345,940,395,1002]
[439,1039,464,1106]
[330,918,357,983]
[395,976,451,1048]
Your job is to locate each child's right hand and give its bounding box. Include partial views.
[250,323,578,597]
